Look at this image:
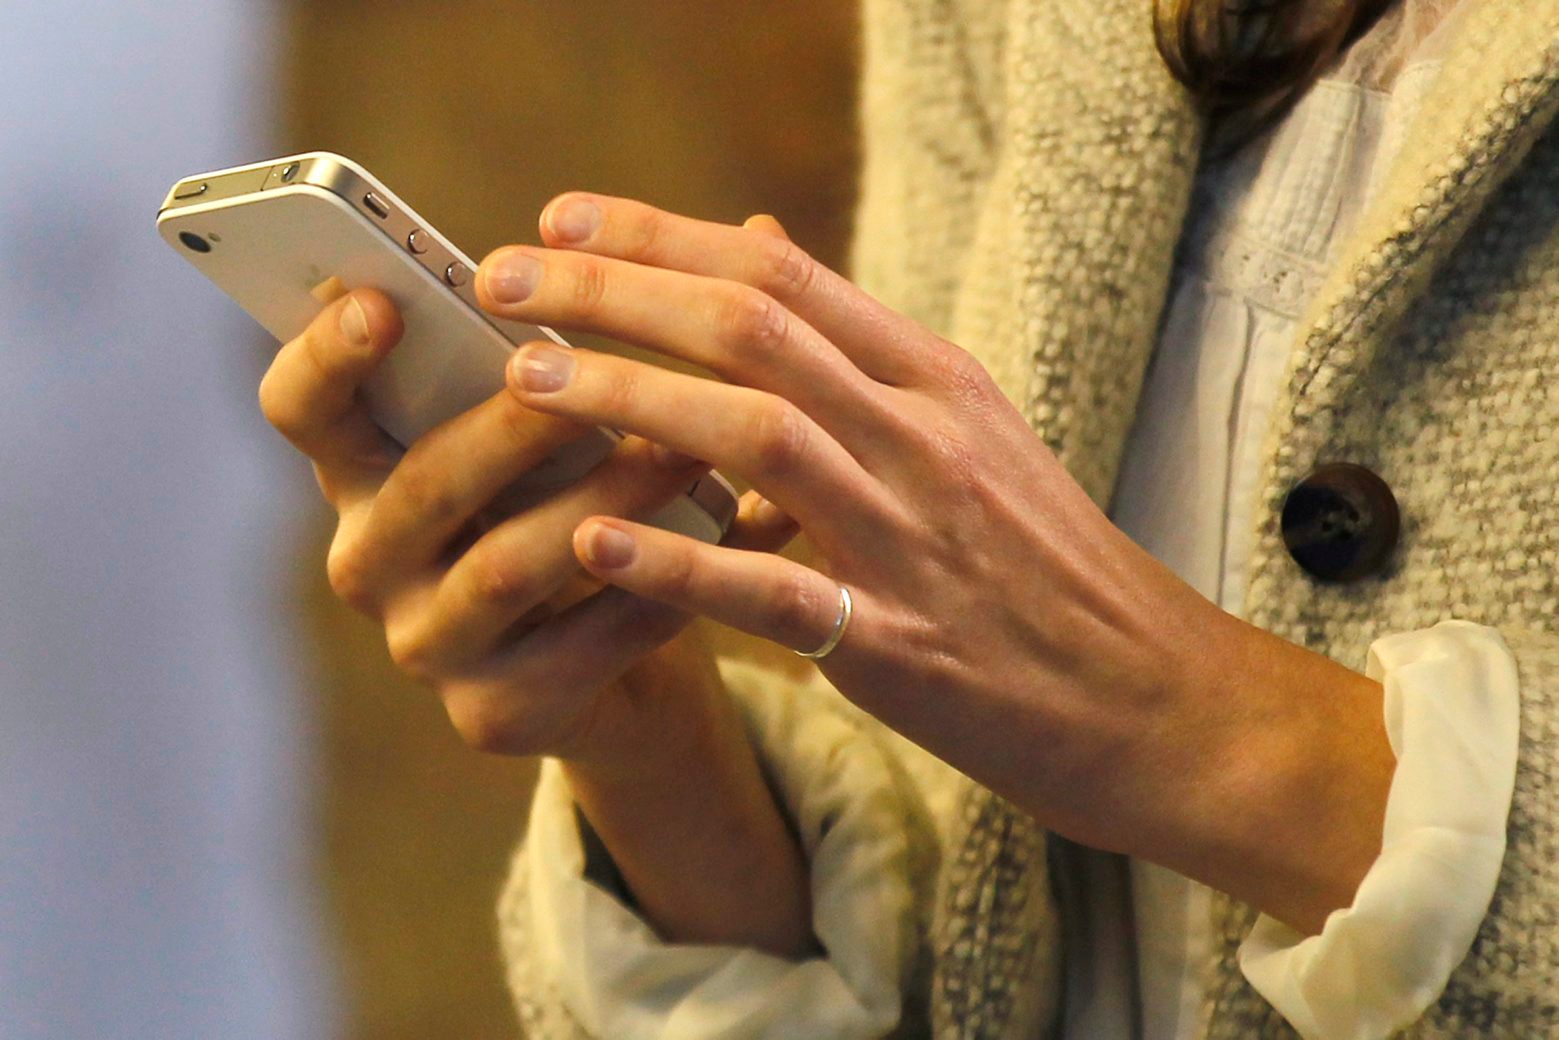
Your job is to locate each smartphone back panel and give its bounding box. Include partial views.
[158,183,613,490]
[157,154,736,542]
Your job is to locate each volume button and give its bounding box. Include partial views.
[407,229,430,254]
[444,261,471,287]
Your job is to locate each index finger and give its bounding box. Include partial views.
[532,193,931,386]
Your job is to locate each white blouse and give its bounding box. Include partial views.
[514,2,1521,1037]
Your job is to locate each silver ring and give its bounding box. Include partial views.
[796,583,852,660]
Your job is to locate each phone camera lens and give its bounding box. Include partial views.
[179,231,212,254]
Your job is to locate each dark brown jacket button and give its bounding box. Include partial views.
[1281,463,1400,582]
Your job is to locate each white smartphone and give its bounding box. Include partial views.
[157,151,738,543]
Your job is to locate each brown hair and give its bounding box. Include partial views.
[1152,0,1396,152]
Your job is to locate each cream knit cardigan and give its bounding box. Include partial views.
[499,1,1559,1036]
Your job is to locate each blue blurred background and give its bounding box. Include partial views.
[0,3,332,1037]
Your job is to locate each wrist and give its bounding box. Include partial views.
[1158,615,1396,934]
[559,629,817,958]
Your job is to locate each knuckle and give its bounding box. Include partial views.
[595,363,642,420]
[626,205,665,258]
[257,366,304,435]
[568,254,611,313]
[657,547,699,602]
[715,286,789,355]
[769,570,825,638]
[756,238,817,301]
[387,453,461,527]
[464,549,539,609]
[325,537,379,614]
[747,398,811,476]
[384,619,440,683]
[928,342,998,407]
[877,395,984,490]
[926,425,982,484]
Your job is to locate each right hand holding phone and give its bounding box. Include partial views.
[259,288,796,762]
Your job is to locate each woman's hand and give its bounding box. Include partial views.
[258,287,716,761]
[258,287,815,955]
[476,193,1397,933]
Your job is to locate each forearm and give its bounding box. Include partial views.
[560,628,816,959]
[1161,615,1396,935]
[930,547,1395,937]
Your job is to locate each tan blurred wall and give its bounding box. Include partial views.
[277,4,860,1038]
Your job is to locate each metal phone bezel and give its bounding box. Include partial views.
[158,153,557,347]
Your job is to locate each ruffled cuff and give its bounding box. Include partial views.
[516,658,916,1039]
[1238,620,1520,1040]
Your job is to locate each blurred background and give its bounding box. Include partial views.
[1,2,857,1038]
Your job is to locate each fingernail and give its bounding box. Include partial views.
[340,297,370,344]
[585,522,636,569]
[651,442,698,468]
[485,252,544,304]
[546,198,602,243]
[511,345,575,392]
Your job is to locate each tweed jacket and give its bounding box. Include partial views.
[498,0,1559,1036]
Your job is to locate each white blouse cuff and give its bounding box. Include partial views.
[1238,620,1520,1040]
[521,659,913,1039]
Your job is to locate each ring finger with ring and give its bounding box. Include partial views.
[573,516,859,663]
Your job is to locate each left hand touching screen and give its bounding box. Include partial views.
[479,192,1398,937]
